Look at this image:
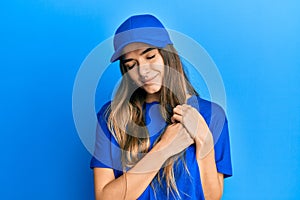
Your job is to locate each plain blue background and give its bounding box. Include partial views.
[1,0,299,199]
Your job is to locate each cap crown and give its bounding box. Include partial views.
[111,14,173,62]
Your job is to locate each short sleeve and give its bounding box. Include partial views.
[210,103,233,178]
[188,96,233,178]
[90,102,122,172]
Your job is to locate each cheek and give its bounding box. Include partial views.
[157,64,165,78]
[153,58,165,75]
[127,69,140,84]
[161,66,165,77]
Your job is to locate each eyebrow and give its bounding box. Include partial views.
[121,48,156,64]
[140,47,156,55]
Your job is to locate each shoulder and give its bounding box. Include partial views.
[95,101,117,144]
[189,96,230,149]
[187,95,226,121]
[96,101,112,123]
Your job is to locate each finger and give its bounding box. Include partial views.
[169,123,176,127]
[173,105,183,115]
[183,104,199,117]
[171,116,175,123]
[182,104,192,111]
[172,113,183,123]
[182,105,192,115]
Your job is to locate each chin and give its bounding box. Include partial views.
[143,85,162,94]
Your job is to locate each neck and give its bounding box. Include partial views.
[145,92,160,103]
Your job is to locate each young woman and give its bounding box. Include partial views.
[90,14,232,200]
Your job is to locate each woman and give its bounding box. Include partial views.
[90,14,232,200]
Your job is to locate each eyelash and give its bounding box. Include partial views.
[127,63,136,70]
[125,54,156,70]
[147,54,155,59]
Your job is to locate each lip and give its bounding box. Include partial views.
[142,73,159,84]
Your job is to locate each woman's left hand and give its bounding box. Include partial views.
[171,104,213,158]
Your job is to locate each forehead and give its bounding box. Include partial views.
[121,43,155,58]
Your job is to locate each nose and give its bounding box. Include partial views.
[138,63,150,79]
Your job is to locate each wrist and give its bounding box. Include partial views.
[151,141,170,162]
[131,142,168,174]
[195,132,214,160]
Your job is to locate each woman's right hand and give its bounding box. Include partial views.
[157,123,194,158]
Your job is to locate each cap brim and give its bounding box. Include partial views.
[110,40,169,62]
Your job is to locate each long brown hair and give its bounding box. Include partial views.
[107,44,197,198]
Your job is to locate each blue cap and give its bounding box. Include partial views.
[110,14,173,62]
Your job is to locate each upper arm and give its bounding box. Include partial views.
[218,173,224,194]
[93,168,115,197]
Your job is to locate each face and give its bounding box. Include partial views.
[121,43,165,102]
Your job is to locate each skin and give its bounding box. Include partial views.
[94,43,224,200]
[121,43,164,102]
[172,104,224,199]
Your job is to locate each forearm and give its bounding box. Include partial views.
[172,104,224,199]
[196,133,223,200]
[99,142,168,200]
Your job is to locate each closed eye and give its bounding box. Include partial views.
[146,54,155,60]
[122,58,137,70]
[127,63,136,70]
